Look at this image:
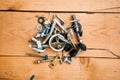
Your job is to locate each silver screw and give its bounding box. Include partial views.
[56,14,66,25]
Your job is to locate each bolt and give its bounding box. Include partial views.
[58,34,70,44]
[55,19,67,33]
[35,59,51,64]
[71,15,83,42]
[42,18,67,44]
[42,19,57,44]
[67,28,77,49]
[56,14,66,25]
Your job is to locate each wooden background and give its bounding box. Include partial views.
[0,0,120,80]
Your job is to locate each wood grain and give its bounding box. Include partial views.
[0,0,120,80]
[0,12,120,58]
[0,57,120,80]
[0,0,120,12]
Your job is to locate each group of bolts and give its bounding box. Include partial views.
[27,13,87,69]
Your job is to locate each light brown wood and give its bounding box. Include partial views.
[0,12,120,58]
[0,57,120,80]
[0,0,120,80]
[0,0,120,12]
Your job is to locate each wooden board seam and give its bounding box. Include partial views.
[0,55,119,59]
[0,10,120,14]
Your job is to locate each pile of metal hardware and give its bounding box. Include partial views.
[27,13,87,69]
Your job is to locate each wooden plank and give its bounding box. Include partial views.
[0,57,120,80]
[0,0,120,12]
[0,12,120,57]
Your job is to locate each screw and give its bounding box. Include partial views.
[71,15,83,42]
[56,14,66,25]
[67,28,77,49]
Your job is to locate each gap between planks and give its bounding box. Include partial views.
[0,55,119,59]
[0,48,120,59]
[0,10,120,14]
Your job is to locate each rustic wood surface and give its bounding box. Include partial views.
[0,0,120,80]
[0,57,120,80]
[0,0,120,12]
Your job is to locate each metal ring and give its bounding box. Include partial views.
[49,34,65,52]
[38,16,45,24]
